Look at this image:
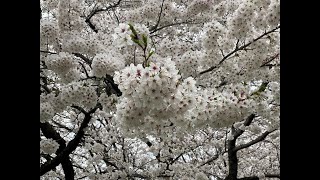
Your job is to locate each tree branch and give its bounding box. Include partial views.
[260,53,280,67]
[85,0,122,33]
[129,173,150,179]
[265,174,280,178]
[104,74,122,96]
[199,26,280,75]
[149,0,165,32]
[238,177,258,180]
[233,130,277,152]
[198,153,220,167]
[150,21,200,34]
[40,122,75,180]
[73,53,92,66]
[170,151,184,164]
[224,114,255,180]
[233,114,256,139]
[78,62,90,78]
[41,84,51,94]
[238,173,280,180]
[40,105,99,176]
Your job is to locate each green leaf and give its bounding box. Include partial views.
[130,34,142,46]
[142,34,148,46]
[128,23,138,37]
[257,82,268,92]
[250,82,269,96]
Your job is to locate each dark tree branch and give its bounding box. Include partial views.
[40,105,99,176]
[260,53,280,67]
[40,153,53,163]
[234,114,256,139]
[103,157,119,170]
[78,62,90,78]
[40,122,75,180]
[170,152,184,164]
[238,173,280,180]
[51,120,73,132]
[198,153,220,167]
[121,138,127,162]
[233,130,277,152]
[71,105,88,115]
[129,173,150,179]
[41,84,51,94]
[150,21,200,34]
[149,0,165,32]
[85,0,122,33]
[224,114,255,180]
[265,174,280,178]
[41,51,92,72]
[199,26,280,75]
[225,135,238,180]
[238,177,258,180]
[104,74,122,96]
[112,8,120,24]
[73,53,92,66]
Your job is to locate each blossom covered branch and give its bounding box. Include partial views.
[40,0,280,179]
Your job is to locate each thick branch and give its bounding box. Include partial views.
[265,174,280,178]
[40,122,75,180]
[41,84,51,94]
[105,74,122,96]
[224,114,255,180]
[234,114,256,139]
[40,105,98,176]
[225,137,238,180]
[199,26,280,75]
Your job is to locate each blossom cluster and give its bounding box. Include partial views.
[61,31,104,56]
[45,52,76,75]
[114,57,197,137]
[58,0,85,32]
[60,81,98,110]
[40,138,60,155]
[91,52,125,77]
[40,19,59,47]
[40,81,98,122]
[186,83,255,132]
[112,23,150,48]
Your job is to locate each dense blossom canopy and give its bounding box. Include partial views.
[40,0,280,179]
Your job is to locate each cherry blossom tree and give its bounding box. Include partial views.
[40,0,280,179]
